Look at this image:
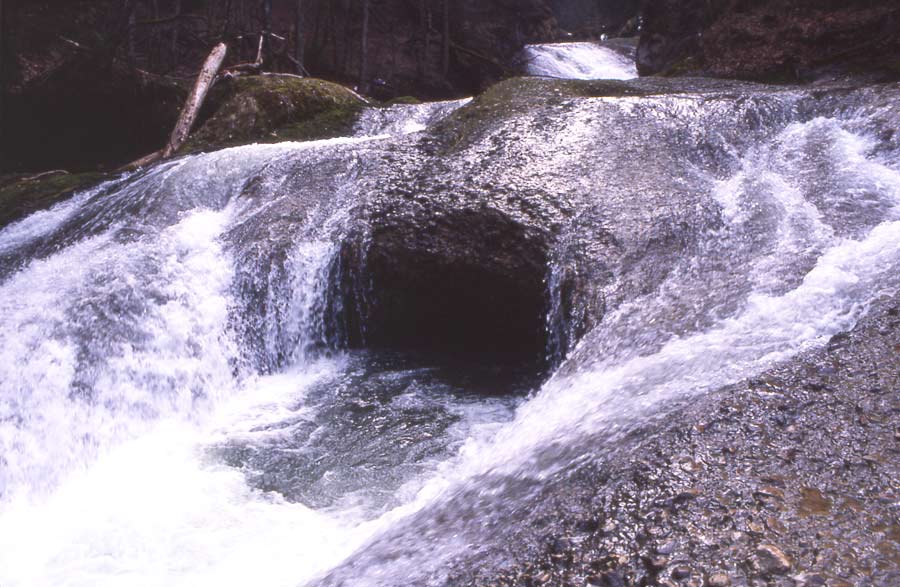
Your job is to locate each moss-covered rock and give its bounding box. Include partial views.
[432,76,762,153]
[182,75,366,153]
[431,77,608,153]
[0,172,107,228]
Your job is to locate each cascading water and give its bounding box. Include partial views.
[521,42,637,80]
[311,92,900,585]
[354,98,473,137]
[1,77,899,587]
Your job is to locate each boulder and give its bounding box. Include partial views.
[312,77,900,587]
[183,74,366,153]
[322,76,758,369]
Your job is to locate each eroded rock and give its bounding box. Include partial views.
[754,544,792,576]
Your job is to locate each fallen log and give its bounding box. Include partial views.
[162,42,227,158]
[124,42,227,169]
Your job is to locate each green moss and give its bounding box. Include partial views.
[661,56,702,78]
[272,104,364,143]
[0,172,107,228]
[431,77,659,153]
[181,75,365,153]
[383,96,423,106]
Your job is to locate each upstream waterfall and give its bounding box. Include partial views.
[522,42,637,80]
[1,57,900,587]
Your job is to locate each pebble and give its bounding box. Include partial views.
[793,573,827,586]
[755,544,792,575]
[675,488,702,502]
[766,516,786,534]
[656,541,677,555]
[708,573,732,587]
[753,486,785,503]
[862,453,882,465]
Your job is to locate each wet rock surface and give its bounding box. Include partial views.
[445,296,900,587]
[3,45,900,584]
[311,77,900,587]
[340,76,847,364]
[336,77,763,362]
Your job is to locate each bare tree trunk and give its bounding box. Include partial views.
[126,0,136,65]
[150,0,159,69]
[359,0,369,91]
[441,0,450,78]
[329,3,339,68]
[170,0,181,69]
[341,0,352,73]
[294,0,305,74]
[260,0,272,68]
[238,0,246,61]
[417,0,427,78]
[0,0,6,163]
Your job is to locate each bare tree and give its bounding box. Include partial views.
[294,0,305,74]
[170,0,181,70]
[0,0,16,159]
[125,0,136,65]
[0,0,6,157]
[359,0,369,91]
[441,0,450,78]
[260,0,272,67]
[417,0,428,79]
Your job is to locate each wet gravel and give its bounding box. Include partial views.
[456,294,900,587]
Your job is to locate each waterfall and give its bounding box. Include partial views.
[354,98,473,137]
[522,42,637,80]
[310,106,900,587]
[1,81,898,587]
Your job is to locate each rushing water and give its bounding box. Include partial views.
[522,42,637,80]
[1,50,899,587]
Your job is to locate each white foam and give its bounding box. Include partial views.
[0,376,373,587]
[2,97,899,587]
[354,98,473,137]
[0,207,236,501]
[523,42,637,80]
